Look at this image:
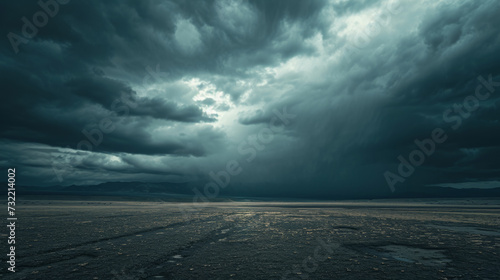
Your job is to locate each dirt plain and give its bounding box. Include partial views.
[1,198,499,280]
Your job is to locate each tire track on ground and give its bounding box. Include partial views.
[35,218,210,255]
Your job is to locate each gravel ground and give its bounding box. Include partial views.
[1,199,499,280]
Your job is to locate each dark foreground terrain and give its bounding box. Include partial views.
[2,198,499,279]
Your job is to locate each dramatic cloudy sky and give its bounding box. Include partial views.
[1,0,500,198]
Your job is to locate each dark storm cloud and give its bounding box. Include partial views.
[0,0,225,158]
[1,0,500,195]
[0,63,216,156]
[67,75,215,122]
[0,0,328,76]
[220,0,500,197]
[0,0,327,146]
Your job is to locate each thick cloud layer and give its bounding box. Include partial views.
[1,0,499,197]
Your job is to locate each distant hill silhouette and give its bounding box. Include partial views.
[17,181,500,200]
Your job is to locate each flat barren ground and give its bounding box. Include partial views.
[2,198,499,280]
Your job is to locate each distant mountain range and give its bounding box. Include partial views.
[16,181,500,200]
[18,181,193,199]
[394,185,500,199]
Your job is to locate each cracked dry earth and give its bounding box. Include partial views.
[1,199,499,279]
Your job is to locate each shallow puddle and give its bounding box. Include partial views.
[428,225,500,236]
[359,245,452,266]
